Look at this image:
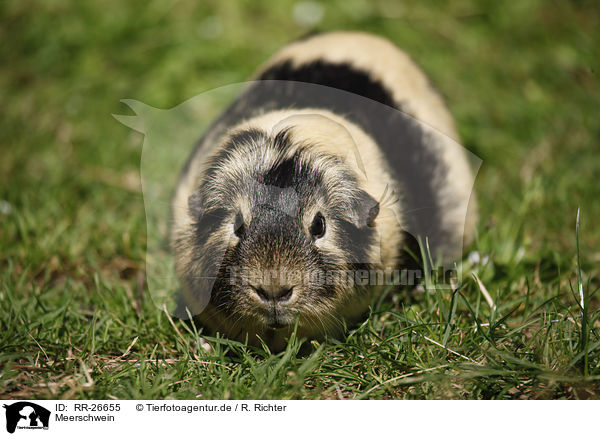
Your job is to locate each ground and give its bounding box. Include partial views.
[1,0,599,399]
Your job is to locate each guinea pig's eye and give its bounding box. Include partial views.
[234,212,245,237]
[309,212,326,239]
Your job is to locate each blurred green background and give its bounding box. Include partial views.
[1,0,600,399]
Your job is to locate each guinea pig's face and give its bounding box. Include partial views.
[182,128,380,341]
[221,197,333,332]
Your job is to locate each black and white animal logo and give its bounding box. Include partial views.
[2,402,50,434]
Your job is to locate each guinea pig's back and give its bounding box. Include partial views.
[257,31,458,139]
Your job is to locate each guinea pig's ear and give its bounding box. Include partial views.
[348,190,380,228]
[188,191,203,218]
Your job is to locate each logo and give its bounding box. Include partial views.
[2,402,50,434]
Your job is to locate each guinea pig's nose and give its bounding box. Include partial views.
[254,286,294,303]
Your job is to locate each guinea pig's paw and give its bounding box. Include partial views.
[198,337,212,353]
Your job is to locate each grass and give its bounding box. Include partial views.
[1,0,600,399]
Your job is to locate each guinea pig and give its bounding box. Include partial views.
[171,31,477,350]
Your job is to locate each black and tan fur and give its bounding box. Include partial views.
[171,32,477,349]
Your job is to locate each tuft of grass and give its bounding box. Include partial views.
[1,0,599,399]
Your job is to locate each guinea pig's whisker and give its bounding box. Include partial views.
[320,311,342,335]
[401,206,436,215]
